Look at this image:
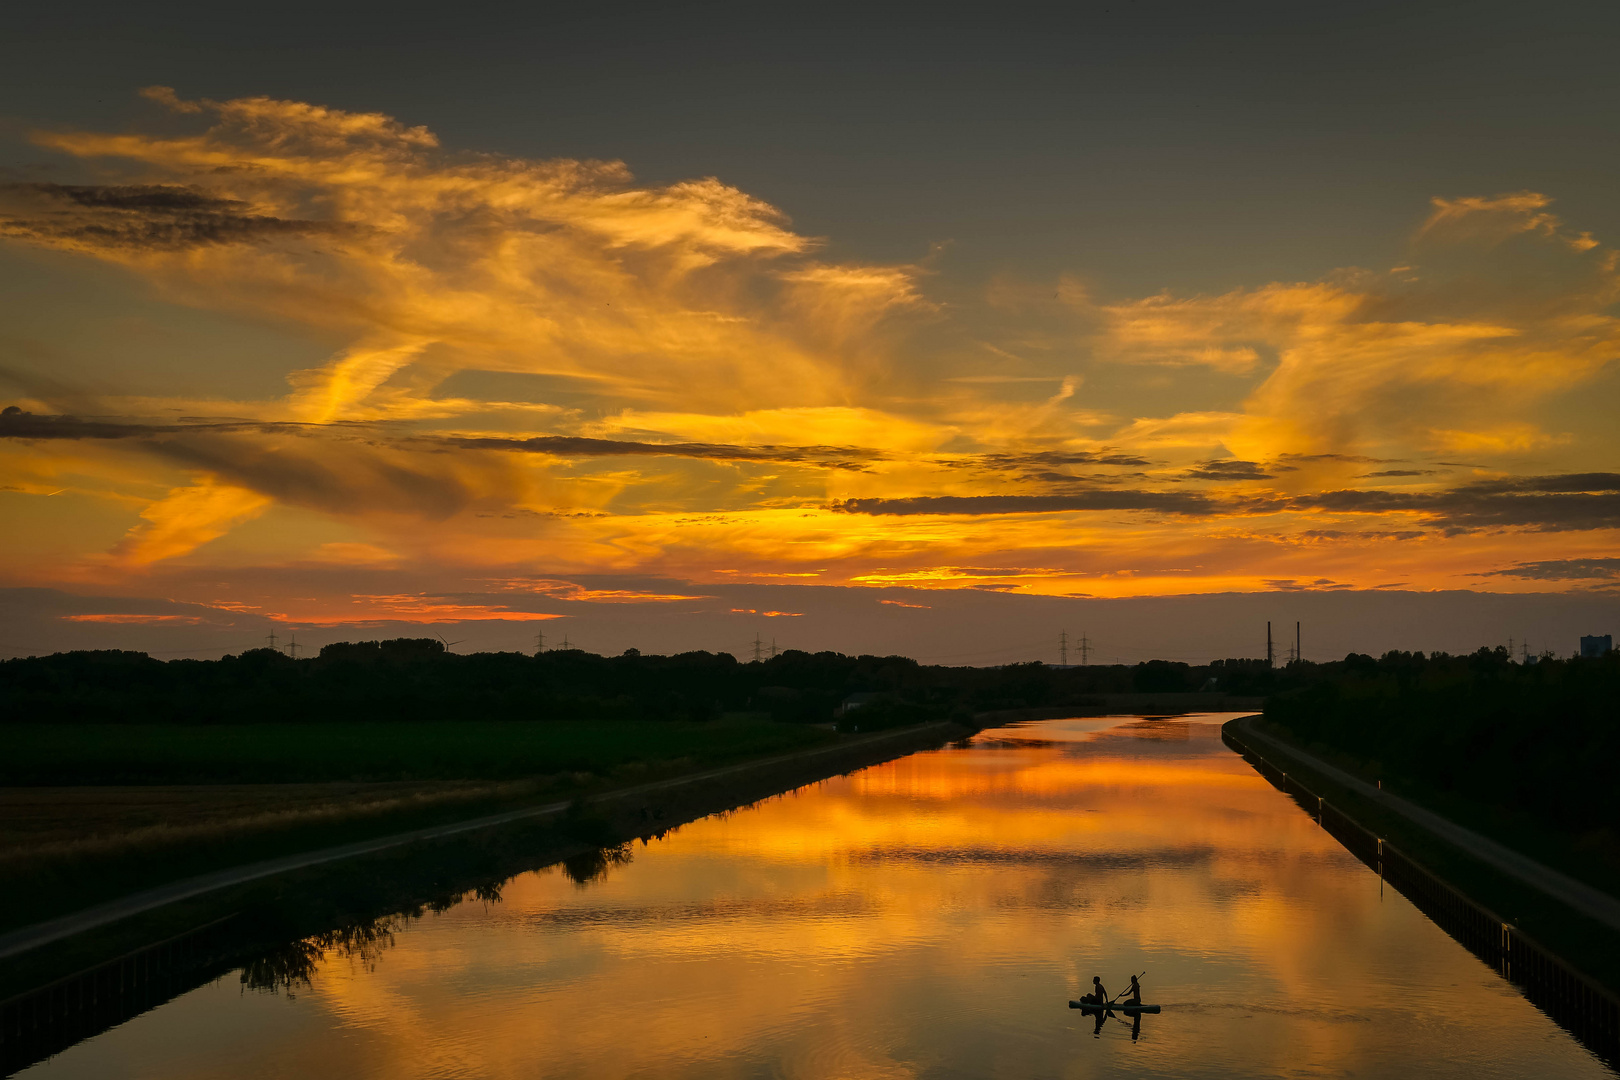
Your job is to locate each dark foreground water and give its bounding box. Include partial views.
[21,715,1614,1078]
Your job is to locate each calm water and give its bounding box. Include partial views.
[23,715,1613,1078]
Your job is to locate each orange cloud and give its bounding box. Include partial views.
[61,613,204,624]
[2,91,1618,606]
[285,595,565,625]
[109,481,272,566]
[498,579,712,603]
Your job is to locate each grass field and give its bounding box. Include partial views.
[0,717,836,934]
[0,717,834,786]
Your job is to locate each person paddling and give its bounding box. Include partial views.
[1121,974,1142,1006]
[1090,976,1109,1005]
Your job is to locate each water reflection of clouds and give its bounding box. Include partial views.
[28,713,1611,1080]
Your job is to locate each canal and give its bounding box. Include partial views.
[18,714,1614,1078]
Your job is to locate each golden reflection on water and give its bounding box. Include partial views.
[27,715,1612,1079]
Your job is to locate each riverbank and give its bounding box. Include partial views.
[0,717,836,933]
[1223,715,1620,995]
[0,719,974,1011]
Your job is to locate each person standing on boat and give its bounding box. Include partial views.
[1122,975,1141,1006]
[1090,976,1109,1005]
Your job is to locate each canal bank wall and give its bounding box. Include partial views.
[1,720,974,1074]
[1223,718,1620,1069]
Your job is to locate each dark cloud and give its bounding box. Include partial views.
[1292,474,1620,532]
[943,449,1152,470]
[1357,469,1436,478]
[834,491,1225,516]
[159,434,479,519]
[1455,473,1620,496]
[1278,452,1396,464]
[26,184,242,212]
[1184,459,1273,481]
[1,409,883,471]
[1,407,476,518]
[446,434,885,470]
[1264,578,1354,591]
[1475,558,1620,581]
[10,405,1620,534]
[0,183,352,250]
[1023,470,1151,486]
[1299,528,1426,541]
[0,405,177,439]
[0,406,325,440]
[835,473,1620,532]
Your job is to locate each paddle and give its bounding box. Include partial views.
[1108,971,1146,1006]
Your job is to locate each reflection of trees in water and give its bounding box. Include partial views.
[237,847,628,999]
[238,875,509,997]
[241,917,401,996]
[561,843,634,886]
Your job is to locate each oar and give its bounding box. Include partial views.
[1107,971,1146,1006]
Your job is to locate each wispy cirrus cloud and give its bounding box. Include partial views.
[2,88,1619,605]
[14,87,921,422]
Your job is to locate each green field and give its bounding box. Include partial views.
[1,718,834,786]
[0,717,840,938]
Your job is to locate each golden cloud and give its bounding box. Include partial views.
[2,91,1618,599]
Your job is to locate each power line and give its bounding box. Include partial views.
[751,633,765,663]
[1059,629,1068,666]
[910,639,1059,662]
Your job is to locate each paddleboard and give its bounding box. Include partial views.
[1068,1001,1160,1013]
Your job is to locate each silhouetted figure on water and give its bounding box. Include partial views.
[1122,974,1141,1005]
[1089,976,1108,1005]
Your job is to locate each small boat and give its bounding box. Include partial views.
[1068,1000,1160,1014]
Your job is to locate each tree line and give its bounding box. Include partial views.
[1,640,1285,727]
[1263,647,1620,836]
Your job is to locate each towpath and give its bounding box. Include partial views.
[1229,715,1620,932]
[0,722,964,962]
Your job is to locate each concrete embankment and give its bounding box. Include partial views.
[1223,715,1620,1063]
[1,720,977,1073]
[1227,715,1620,932]
[0,720,973,964]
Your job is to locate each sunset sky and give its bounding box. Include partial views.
[2,2,1617,660]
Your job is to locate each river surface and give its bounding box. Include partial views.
[22,714,1614,1078]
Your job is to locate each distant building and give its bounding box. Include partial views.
[835,691,888,717]
[1580,634,1613,658]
